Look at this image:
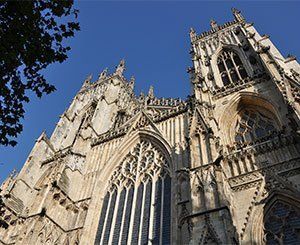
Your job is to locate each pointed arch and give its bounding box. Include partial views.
[218,92,283,146]
[249,192,300,244]
[99,129,173,187]
[211,44,253,87]
[93,129,173,245]
[263,193,300,244]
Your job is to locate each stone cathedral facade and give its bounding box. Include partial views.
[1,8,300,245]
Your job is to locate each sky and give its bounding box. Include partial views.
[1,1,300,183]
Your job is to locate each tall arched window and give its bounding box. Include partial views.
[217,49,248,86]
[234,109,277,144]
[94,140,171,245]
[264,200,300,244]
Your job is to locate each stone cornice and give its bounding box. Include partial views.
[228,157,300,192]
[226,133,298,159]
[211,77,265,100]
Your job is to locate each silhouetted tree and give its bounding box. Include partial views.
[0,0,80,146]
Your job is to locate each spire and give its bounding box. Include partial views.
[148,85,154,98]
[210,19,218,30]
[115,59,126,76]
[232,7,245,22]
[189,27,197,42]
[98,68,108,81]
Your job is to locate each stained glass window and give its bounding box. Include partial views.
[162,175,172,244]
[141,180,152,245]
[152,178,162,244]
[217,49,248,86]
[102,190,117,244]
[264,201,300,244]
[120,186,134,245]
[94,140,171,245]
[131,184,144,244]
[111,188,126,244]
[235,109,276,144]
[94,193,110,244]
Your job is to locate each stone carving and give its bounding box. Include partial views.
[1,8,300,245]
[98,68,108,81]
[66,153,86,172]
[108,140,169,188]
[115,59,126,76]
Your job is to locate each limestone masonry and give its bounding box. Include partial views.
[1,8,300,245]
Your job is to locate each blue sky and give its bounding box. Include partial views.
[1,1,300,183]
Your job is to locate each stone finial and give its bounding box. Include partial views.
[129,76,135,89]
[148,86,154,98]
[82,74,92,88]
[98,68,108,80]
[115,59,126,76]
[210,19,218,30]
[10,169,17,178]
[232,7,245,22]
[40,130,47,139]
[189,27,197,41]
[139,92,145,101]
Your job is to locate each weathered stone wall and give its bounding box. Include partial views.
[1,8,300,245]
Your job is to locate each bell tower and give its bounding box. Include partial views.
[187,8,300,244]
[1,8,300,245]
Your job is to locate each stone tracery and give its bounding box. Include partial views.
[217,49,248,86]
[0,8,300,245]
[95,139,171,245]
[234,108,277,144]
[264,200,300,244]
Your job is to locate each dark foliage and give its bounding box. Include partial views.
[0,0,80,146]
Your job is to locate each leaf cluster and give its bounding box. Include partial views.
[0,0,80,146]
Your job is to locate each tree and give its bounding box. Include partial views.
[0,0,80,146]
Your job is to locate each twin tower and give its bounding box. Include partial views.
[1,8,300,245]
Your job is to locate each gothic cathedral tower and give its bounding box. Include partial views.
[1,8,300,245]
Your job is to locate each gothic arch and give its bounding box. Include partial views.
[34,165,55,190]
[249,192,300,244]
[99,129,173,189]
[93,130,174,245]
[218,92,282,146]
[211,44,253,87]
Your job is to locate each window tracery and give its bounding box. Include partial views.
[264,201,300,244]
[217,49,248,86]
[234,109,276,144]
[95,139,171,245]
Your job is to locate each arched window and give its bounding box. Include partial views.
[264,200,300,244]
[95,140,171,245]
[217,49,248,86]
[234,109,276,144]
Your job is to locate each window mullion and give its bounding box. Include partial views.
[99,193,112,244]
[159,177,165,245]
[148,178,156,243]
[118,188,128,245]
[101,190,117,244]
[127,142,144,243]
[222,57,233,84]
[138,181,147,245]
[120,185,134,245]
[95,193,110,245]
[230,52,243,80]
[109,189,122,244]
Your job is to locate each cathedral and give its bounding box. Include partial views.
[1,8,300,245]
